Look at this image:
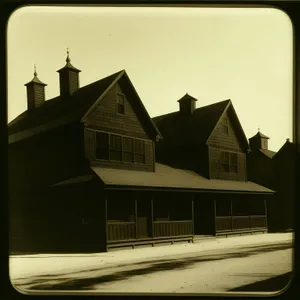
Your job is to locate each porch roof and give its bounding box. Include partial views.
[90,163,274,194]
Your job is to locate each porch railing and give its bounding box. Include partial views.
[216,215,267,232]
[250,215,267,228]
[215,216,232,232]
[107,222,136,241]
[153,220,193,237]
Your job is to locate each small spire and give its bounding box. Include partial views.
[258,127,260,132]
[66,47,70,63]
[286,138,290,142]
[34,64,37,77]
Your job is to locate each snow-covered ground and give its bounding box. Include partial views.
[9,233,293,294]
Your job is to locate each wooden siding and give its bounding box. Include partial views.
[207,111,243,152]
[69,71,79,95]
[86,83,150,140]
[209,146,246,181]
[33,85,45,107]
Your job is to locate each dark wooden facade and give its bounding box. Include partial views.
[153,96,270,238]
[247,133,296,233]
[8,60,272,253]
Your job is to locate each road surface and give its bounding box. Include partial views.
[10,233,293,294]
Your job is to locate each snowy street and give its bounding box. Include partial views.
[9,233,293,294]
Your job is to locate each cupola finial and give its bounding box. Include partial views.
[66,47,70,63]
[34,64,37,77]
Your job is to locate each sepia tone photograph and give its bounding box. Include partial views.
[7,5,295,295]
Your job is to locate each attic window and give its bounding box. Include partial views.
[117,93,125,114]
[221,117,229,135]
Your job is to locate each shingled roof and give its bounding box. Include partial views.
[9,70,122,135]
[259,149,277,159]
[8,70,162,143]
[152,99,231,148]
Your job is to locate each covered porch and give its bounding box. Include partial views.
[214,194,268,235]
[105,190,194,250]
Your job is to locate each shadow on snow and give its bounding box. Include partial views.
[13,241,292,291]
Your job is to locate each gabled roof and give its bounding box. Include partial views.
[8,70,162,143]
[259,149,277,159]
[152,100,230,148]
[177,93,198,103]
[272,139,297,160]
[152,99,249,150]
[249,131,270,140]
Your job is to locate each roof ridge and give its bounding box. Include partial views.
[152,99,231,121]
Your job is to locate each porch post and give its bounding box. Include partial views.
[104,194,108,251]
[230,198,233,231]
[264,199,268,231]
[151,195,154,237]
[135,198,138,239]
[213,198,217,236]
[192,195,195,235]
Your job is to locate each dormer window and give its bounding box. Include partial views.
[117,93,125,115]
[92,129,145,164]
[220,151,238,173]
[221,117,229,135]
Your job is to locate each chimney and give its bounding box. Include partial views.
[249,129,270,151]
[56,49,81,98]
[177,93,197,116]
[24,65,47,111]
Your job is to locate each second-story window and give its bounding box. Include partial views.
[229,152,238,173]
[122,137,134,162]
[220,151,229,172]
[96,132,109,160]
[117,93,125,115]
[221,117,229,135]
[134,139,145,164]
[220,151,238,173]
[110,135,122,161]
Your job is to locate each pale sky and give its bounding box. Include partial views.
[7,6,293,151]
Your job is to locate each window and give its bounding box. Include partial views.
[117,93,125,114]
[220,151,229,172]
[110,135,122,161]
[96,132,109,160]
[229,152,238,173]
[122,137,134,162]
[93,130,146,164]
[220,151,238,173]
[221,117,229,135]
[134,139,145,164]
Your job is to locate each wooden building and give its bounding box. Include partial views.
[247,132,297,232]
[8,53,273,254]
[152,94,274,237]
